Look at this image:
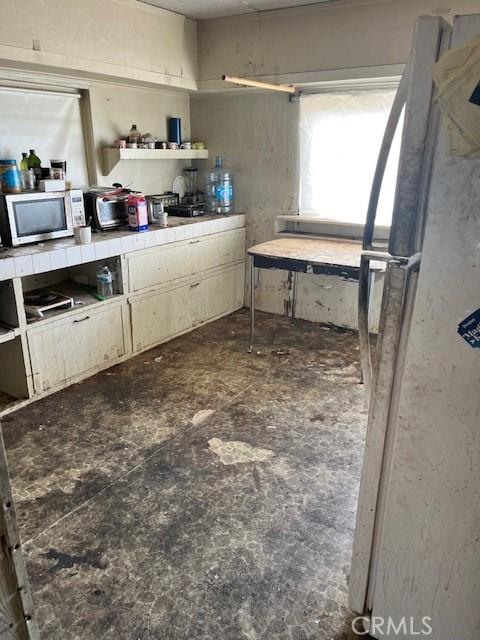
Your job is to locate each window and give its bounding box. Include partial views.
[0,86,89,189]
[299,88,402,227]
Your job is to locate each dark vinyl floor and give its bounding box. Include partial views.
[3,310,369,639]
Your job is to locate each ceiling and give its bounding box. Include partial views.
[139,0,343,21]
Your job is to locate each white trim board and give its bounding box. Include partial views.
[274,215,390,242]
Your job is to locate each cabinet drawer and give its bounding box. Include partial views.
[131,263,245,353]
[128,228,245,292]
[28,304,126,393]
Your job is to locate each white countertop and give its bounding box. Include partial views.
[0,214,246,282]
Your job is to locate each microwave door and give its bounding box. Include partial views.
[11,198,67,244]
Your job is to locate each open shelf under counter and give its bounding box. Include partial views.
[103,147,209,174]
[0,325,20,345]
[24,280,124,329]
[0,388,30,416]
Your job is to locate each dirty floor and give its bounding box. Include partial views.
[2,310,369,640]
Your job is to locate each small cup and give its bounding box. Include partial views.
[114,139,127,149]
[167,142,179,150]
[74,226,92,245]
[192,142,206,150]
[180,142,192,150]
[127,142,137,149]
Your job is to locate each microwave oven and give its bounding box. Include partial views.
[0,190,86,247]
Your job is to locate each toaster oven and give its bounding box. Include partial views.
[83,188,129,230]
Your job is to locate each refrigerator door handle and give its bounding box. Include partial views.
[359,250,421,397]
[359,61,411,397]
[362,59,411,254]
[406,251,422,271]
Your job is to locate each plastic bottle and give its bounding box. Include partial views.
[20,153,29,171]
[128,193,149,232]
[96,266,114,298]
[27,149,42,182]
[128,124,140,145]
[205,155,234,215]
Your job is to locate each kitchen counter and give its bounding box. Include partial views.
[0,214,246,415]
[0,214,246,281]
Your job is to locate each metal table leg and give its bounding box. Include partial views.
[291,271,298,326]
[248,254,255,353]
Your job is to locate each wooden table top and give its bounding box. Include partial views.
[248,237,386,271]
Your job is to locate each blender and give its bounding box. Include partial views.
[167,167,206,217]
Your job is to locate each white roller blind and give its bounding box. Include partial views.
[299,89,402,226]
[0,87,89,188]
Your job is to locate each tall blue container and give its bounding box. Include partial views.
[168,117,182,145]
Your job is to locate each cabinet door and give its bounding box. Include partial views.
[28,304,126,393]
[130,283,196,353]
[193,264,245,325]
[131,263,245,353]
[128,229,245,292]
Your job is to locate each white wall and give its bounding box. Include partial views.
[89,84,190,194]
[197,0,480,84]
[0,0,197,90]
[0,0,196,197]
[192,0,479,330]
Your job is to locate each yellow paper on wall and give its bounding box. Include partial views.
[433,35,480,157]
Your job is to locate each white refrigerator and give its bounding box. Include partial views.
[350,13,480,640]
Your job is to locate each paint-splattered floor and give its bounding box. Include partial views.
[3,310,369,639]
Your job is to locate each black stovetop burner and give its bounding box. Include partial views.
[24,291,64,306]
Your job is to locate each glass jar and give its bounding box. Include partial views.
[0,159,22,193]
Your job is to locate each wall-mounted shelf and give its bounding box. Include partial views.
[103,148,209,175]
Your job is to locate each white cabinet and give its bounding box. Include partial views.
[131,263,245,353]
[193,264,245,325]
[0,218,246,413]
[28,303,128,393]
[131,282,196,353]
[128,229,245,292]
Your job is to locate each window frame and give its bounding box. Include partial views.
[296,77,401,241]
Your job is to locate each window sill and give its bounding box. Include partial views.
[274,215,390,243]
